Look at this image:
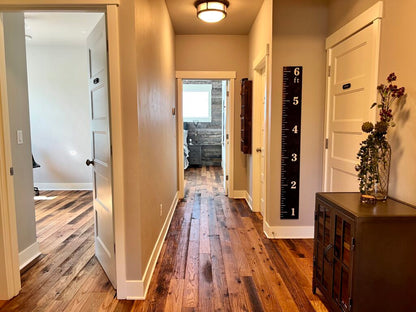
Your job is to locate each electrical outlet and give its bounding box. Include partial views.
[159,204,163,216]
[17,130,23,144]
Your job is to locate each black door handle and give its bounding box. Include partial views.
[86,159,95,166]
[93,78,100,84]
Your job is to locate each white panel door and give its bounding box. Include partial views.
[87,16,116,287]
[325,23,379,192]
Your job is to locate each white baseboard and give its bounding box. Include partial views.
[35,183,93,191]
[244,191,253,211]
[263,220,314,239]
[121,191,179,299]
[232,190,246,199]
[19,241,41,270]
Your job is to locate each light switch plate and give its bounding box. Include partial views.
[17,130,23,144]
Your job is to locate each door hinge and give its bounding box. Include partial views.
[328,65,331,77]
[226,134,229,140]
[226,91,230,97]
[325,138,328,149]
[351,237,356,251]
[9,167,14,176]
[226,175,229,181]
[114,243,116,254]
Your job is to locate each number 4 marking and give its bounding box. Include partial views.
[292,125,298,134]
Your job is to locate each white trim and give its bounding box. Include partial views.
[227,79,235,199]
[0,4,124,299]
[251,46,269,214]
[119,192,178,299]
[177,79,184,199]
[232,190,246,199]
[0,12,22,300]
[18,241,40,270]
[0,0,119,8]
[244,191,253,211]
[176,71,235,201]
[263,220,314,239]
[106,4,125,298]
[35,183,93,190]
[325,1,383,49]
[176,71,236,79]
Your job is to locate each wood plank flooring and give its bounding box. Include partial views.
[0,167,329,311]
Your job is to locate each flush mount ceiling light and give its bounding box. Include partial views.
[194,0,230,23]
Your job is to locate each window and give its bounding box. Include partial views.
[183,83,212,122]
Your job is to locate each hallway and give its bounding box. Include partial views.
[0,167,329,311]
[132,166,329,311]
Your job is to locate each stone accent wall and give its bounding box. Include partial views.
[184,80,223,166]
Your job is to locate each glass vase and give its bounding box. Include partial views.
[371,142,391,201]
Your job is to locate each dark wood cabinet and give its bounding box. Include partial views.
[313,193,416,312]
[240,78,252,154]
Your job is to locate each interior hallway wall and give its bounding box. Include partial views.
[118,0,177,282]
[2,13,37,255]
[26,44,92,190]
[328,0,416,206]
[268,0,328,229]
[175,34,249,191]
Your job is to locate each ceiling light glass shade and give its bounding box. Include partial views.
[195,1,229,23]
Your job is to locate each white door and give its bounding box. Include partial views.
[324,23,379,191]
[86,16,116,287]
[259,71,266,217]
[221,80,228,194]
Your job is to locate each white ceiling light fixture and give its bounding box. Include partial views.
[194,0,230,23]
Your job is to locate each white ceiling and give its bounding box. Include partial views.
[24,12,103,46]
[165,0,264,35]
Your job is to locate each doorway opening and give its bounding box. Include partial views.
[176,71,236,200]
[0,10,117,305]
[182,79,228,193]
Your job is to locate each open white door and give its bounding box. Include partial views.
[86,16,116,287]
[324,22,380,192]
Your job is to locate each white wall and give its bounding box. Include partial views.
[3,13,38,257]
[26,44,92,190]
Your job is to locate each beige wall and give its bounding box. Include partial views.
[3,13,37,253]
[175,35,249,191]
[119,0,177,280]
[329,0,416,206]
[247,0,272,201]
[269,0,328,226]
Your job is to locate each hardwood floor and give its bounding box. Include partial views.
[0,167,329,311]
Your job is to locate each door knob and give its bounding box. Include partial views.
[256,147,262,152]
[86,159,95,166]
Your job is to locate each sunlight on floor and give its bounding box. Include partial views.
[34,195,57,200]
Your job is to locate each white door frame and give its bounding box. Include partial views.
[323,1,383,191]
[0,1,126,300]
[176,71,236,199]
[251,46,270,214]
